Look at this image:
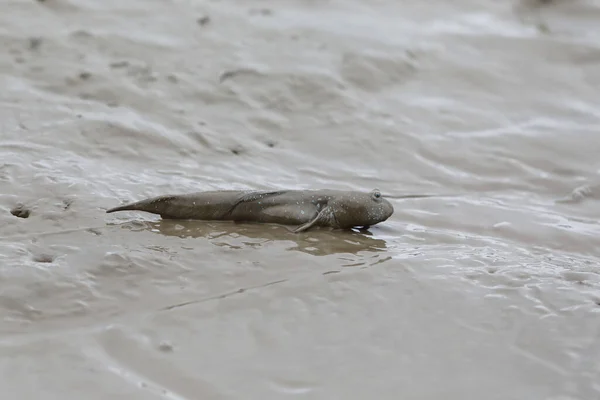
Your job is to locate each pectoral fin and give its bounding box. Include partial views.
[293,207,331,233]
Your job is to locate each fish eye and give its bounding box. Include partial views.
[371,190,381,200]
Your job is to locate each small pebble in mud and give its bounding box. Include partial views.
[32,253,56,263]
[28,37,43,51]
[265,140,276,148]
[62,199,73,210]
[10,205,31,218]
[109,60,129,69]
[158,341,174,353]
[230,146,244,155]
[197,16,211,26]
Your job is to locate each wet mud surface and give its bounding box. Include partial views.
[1,0,600,399]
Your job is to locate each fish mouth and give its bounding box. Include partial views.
[382,200,394,220]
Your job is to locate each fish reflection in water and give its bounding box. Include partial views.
[113,219,389,257]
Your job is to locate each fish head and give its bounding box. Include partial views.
[330,189,394,229]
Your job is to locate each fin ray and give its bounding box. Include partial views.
[293,207,330,233]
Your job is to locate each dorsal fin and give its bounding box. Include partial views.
[224,190,288,216]
[235,190,288,203]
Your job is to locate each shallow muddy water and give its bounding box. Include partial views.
[1,0,600,399]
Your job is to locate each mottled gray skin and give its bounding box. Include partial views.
[106,188,394,232]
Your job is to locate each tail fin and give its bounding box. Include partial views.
[105,195,176,215]
[106,202,140,213]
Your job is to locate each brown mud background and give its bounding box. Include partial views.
[1,0,600,399]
